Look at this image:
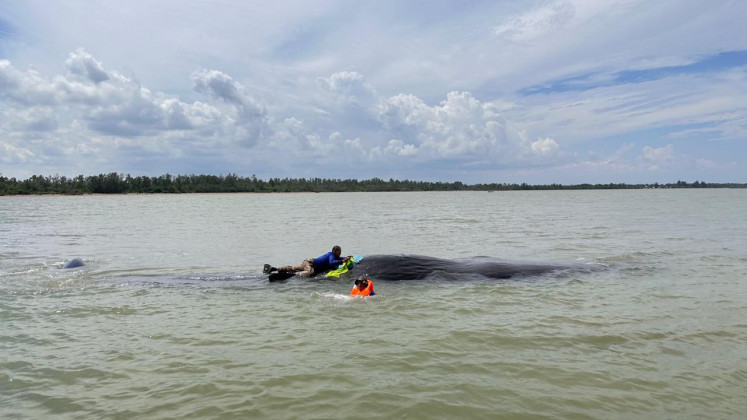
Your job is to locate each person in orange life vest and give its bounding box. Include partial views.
[351,275,375,296]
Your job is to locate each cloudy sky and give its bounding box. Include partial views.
[1,0,745,183]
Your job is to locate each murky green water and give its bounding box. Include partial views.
[1,190,746,418]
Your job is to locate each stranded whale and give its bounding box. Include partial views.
[267,254,595,281]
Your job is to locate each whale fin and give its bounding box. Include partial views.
[62,258,85,269]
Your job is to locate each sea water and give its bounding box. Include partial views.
[1,190,746,419]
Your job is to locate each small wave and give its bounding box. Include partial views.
[0,266,46,277]
[110,273,269,289]
[317,291,354,301]
[53,304,138,318]
[595,250,671,263]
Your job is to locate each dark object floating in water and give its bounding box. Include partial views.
[266,254,596,281]
[62,258,85,269]
[267,271,297,282]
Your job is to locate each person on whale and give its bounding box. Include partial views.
[265,245,352,277]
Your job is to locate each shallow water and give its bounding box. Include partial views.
[1,190,746,419]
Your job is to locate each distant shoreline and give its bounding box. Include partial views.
[2,173,745,196]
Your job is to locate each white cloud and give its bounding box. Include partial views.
[316,71,376,105]
[0,60,56,106]
[492,1,575,44]
[382,139,418,157]
[0,50,271,142]
[270,117,310,149]
[531,137,560,155]
[695,158,718,169]
[605,143,725,175]
[65,48,109,83]
[1,0,745,182]
[190,68,267,145]
[0,50,278,176]
[3,107,57,133]
[0,142,35,164]
[376,90,554,164]
[192,69,244,107]
[0,60,21,92]
[638,144,676,170]
[508,69,747,149]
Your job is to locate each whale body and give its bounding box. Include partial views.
[267,254,595,281]
[351,255,582,280]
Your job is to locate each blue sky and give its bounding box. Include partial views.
[1,0,746,183]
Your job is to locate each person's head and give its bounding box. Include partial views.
[332,245,342,257]
[355,275,369,289]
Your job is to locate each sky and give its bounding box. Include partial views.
[1,0,746,184]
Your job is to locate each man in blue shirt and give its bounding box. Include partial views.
[266,245,352,277]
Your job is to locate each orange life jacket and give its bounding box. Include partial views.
[350,280,374,296]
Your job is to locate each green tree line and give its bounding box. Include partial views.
[0,173,744,195]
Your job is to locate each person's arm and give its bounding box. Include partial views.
[329,254,345,266]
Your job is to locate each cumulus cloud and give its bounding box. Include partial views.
[375,90,560,164]
[1,1,745,181]
[316,71,377,106]
[0,49,270,141]
[531,137,560,155]
[0,60,20,92]
[271,117,311,149]
[65,48,109,83]
[0,49,276,175]
[578,142,720,176]
[191,68,267,144]
[570,142,728,180]
[10,48,722,182]
[0,142,35,164]
[2,45,729,182]
[641,144,674,161]
[380,139,418,157]
[256,71,571,170]
[0,60,58,106]
[638,144,676,170]
[269,116,364,159]
[260,72,568,169]
[192,69,244,106]
[10,107,58,132]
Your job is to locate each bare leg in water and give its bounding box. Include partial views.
[275,259,315,277]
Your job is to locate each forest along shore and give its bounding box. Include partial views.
[1,173,743,195]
